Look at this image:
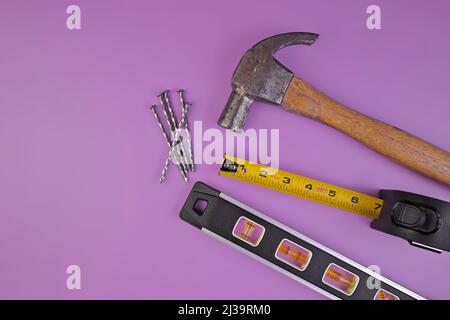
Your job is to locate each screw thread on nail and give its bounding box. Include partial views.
[159,91,189,176]
[149,104,187,182]
[182,103,195,170]
[177,89,195,171]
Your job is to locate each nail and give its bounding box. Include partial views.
[149,105,188,182]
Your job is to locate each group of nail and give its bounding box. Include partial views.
[149,89,194,183]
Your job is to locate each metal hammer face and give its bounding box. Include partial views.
[218,32,319,132]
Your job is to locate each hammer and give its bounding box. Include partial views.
[218,32,450,186]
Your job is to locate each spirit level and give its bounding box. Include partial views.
[180,182,425,300]
[219,155,450,253]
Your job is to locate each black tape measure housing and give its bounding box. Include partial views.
[371,190,450,253]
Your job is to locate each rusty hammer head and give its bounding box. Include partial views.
[218,32,319,132]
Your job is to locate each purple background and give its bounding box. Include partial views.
[0,0,449,299]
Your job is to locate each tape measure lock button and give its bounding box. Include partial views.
[371,190,450,253]
[392,202,440,234]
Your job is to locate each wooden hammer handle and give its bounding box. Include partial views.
[282,76,450,186]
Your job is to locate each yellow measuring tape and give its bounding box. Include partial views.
[219,154,384,219]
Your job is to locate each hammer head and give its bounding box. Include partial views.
[218,32,319,132]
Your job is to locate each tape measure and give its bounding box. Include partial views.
[219,154,384,219]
